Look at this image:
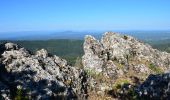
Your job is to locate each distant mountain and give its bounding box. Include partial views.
[0,30,170,41]
[0,31,102,40]
[122,31,170,41]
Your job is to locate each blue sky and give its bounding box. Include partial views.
[0,0,170,32]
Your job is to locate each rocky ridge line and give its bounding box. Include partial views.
[0,32,170,99]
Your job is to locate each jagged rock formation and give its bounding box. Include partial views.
[0,43,87,100]
[82,32,170,99]
[83,32,170,75]
[0,32,170,100]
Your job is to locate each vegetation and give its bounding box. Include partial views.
[113,60,124,69]
[123,35,128,40]
[14,88,28,100]
[109,78,137,100]
[148,39,170,53]
[148,63,163,74]
[84,69,102,79]
[112,78,130,89]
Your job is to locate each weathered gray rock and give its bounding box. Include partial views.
[82,35,104,73]
[82,32,170,75]
[36,49,48,58]
[82,32,170,99]
[1,32,170,100]
[5,43,19,50]
[0,42,87,100]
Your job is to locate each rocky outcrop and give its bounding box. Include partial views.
[0,43,87,100]
[1,32,170,100]
[82,32,170,75]
[82,32,170,99]
[82,35,104,73]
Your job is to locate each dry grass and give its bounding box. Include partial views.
[88,91,114,100]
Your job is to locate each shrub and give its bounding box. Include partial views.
[14,88,28,100]
[110,79,138,100]
[148,63,163,74]
[84,69,101,78]
[123,35,128,40]
[112,79,129,90]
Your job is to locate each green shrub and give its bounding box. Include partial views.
[148,63,163,74]
[111,79,138,100]
[123,35,128,40]
[84,69,102,79]
[14,88,28,100]
[112,79,129,90]
[126,87,137,100]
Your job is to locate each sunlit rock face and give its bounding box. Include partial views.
[82,32,170,75]
[82,35,104,73]
[82,32,170,99]
[0,42,87,100]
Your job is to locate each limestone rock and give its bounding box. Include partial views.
[82,32,170,76]
[0,42,87,100]
[82,32,170,99]
[1,32,170,100]
[36,49,48,58]
[82,35,104,73]
[5,43,19,50]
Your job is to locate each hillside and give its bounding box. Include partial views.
[150,39,170,53]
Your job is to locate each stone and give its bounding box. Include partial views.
[82,32,170,99]
[82,35,104,73]
[0,42,87,100]
[1,32,170,100]
[36,49,48,58]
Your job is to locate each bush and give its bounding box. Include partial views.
[148,63,163,74]
[109,80,137,100]
[123,35,128,40]
[14,88,28,100]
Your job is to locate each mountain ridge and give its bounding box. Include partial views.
[1,31,170,41]
[0,32,170,99]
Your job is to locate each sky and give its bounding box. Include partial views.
[0,0,170,32]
